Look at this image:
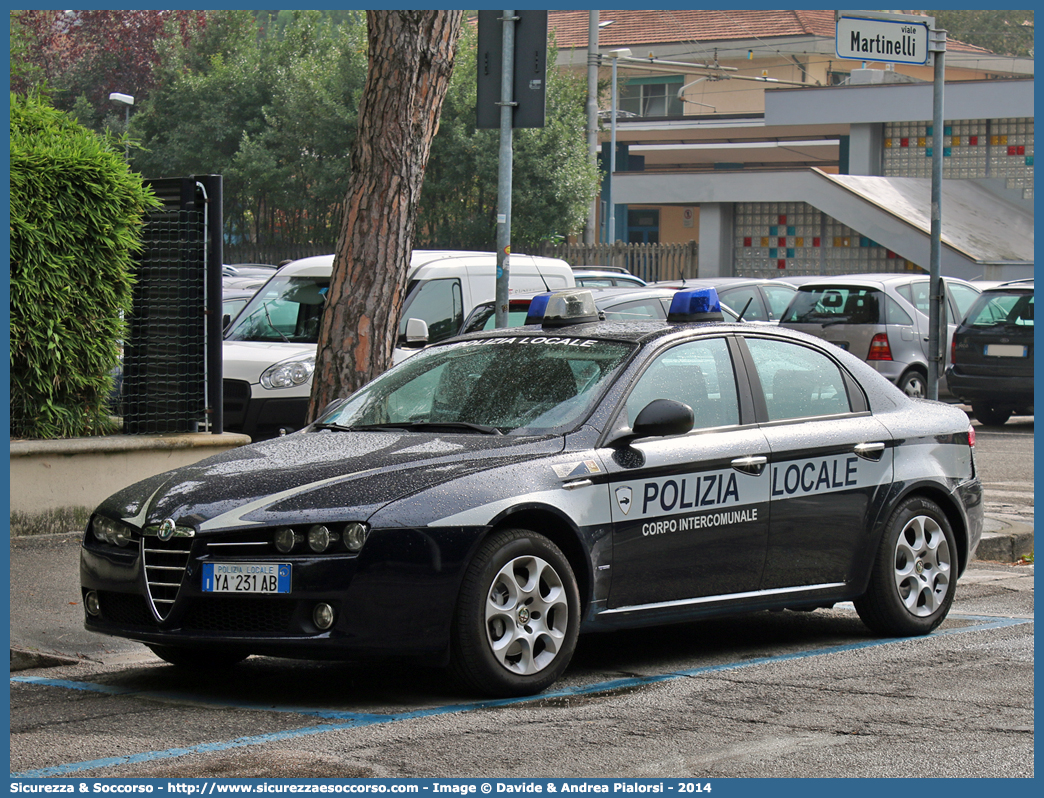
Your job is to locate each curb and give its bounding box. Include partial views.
[11,647,85,672]
[974,520,1034,563]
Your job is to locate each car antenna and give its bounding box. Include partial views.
[735,296,753,322]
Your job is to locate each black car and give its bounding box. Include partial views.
[81,288,983,697]
[946,279,1034,425]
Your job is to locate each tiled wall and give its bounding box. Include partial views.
[883,117,1033,199]
[734,202,919,278]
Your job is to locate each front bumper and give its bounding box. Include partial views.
[223,379,310,440]
[80,525,482,661]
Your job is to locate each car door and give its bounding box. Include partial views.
[738,335,894,590]
[601,336,772,609]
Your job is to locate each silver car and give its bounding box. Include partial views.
[779,273,981,398]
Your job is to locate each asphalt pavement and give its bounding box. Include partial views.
[9,510,1034,672]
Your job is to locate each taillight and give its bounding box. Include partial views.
[951,337,958,364]
[968,424,975,447]
[867,333,892,361]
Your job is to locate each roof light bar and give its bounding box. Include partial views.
[667,288,725,323]
[525,289,601,328]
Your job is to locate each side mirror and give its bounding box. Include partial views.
[633,399,694,438]
[606,399,694,446]
[222,313,231,331]
[402,318,429,349]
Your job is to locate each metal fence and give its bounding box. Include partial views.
[535,241,698,283]
[122,176,224,434]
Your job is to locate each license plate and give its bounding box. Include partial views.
[202,562,291,594]
[985,344,1027,357]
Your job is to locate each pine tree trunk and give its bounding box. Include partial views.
[309,10,463,419]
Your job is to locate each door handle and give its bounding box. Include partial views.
[854,442,886,461]
[731,455,768,475]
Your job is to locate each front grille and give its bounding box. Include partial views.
[204,531,274,557]
[98,591,156,627]
[142,535,193,620]
[181,597,297,634]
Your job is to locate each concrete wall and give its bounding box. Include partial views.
[9,432,251,536]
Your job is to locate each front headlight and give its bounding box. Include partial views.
[260,354,315,389]
[91,516,135,548]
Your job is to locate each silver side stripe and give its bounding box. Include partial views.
[599,582,847,616]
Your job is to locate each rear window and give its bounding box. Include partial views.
[966,290,1034,328]
[782,287,883,325]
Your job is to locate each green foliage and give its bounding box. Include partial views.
[9,93,161,439]
[132,9,367,246]
[927,10,1034,57]
[418,28,601,251]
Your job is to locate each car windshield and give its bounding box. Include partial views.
[782,287,883,325]
[317,336,636,435]
[966,291,1034,327]
[225,275,329,343]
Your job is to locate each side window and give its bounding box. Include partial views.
[896,281,931,314]
[745,337,852,421]
[762,285,796,320]
[626,338,739,430]
[399,279,464,344]
[947,283,980,323]
[721,287,765,321]
[602,299,667,321]
[885,295,914,326]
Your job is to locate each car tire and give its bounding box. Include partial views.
[451,528,580,697]
[148,644,249,669]
[897,369,927,399]
[855,496,957,636]
[971,402,1011,426]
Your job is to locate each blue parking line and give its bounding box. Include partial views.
[10,613,1032,779]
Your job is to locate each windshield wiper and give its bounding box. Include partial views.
[263,302,291,343]
[312,422,355,432]
[351,421,502,435]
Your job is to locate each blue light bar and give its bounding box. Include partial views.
[524,293,553,325]
[667,288,725,323]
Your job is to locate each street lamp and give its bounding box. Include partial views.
[109,92,134,159]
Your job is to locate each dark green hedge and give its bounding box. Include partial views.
[10,92,161,439]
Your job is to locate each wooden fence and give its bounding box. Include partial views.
[536,241,698,283]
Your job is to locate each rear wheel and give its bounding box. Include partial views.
[855,496,956,636]
[897,369,926,399]
[148,644,249,669]
[972,402,1011,426]
[451,528,580,697]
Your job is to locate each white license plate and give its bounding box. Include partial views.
[202,562,291,593]
[985,344,1027,357]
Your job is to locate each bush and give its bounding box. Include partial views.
[10,92,161,439]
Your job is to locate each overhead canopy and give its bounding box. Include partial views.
[615,168,1033,280]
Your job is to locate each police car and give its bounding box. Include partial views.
[80,288,983,697]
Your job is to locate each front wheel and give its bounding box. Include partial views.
[855,496,957,636]
[451,528,580,697]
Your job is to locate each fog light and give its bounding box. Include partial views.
[343,522,369,553]
[307,525,336,553]
[85,591,101,617]
[274,527,298,553]
[313,603,335,631]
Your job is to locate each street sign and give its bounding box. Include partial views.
[476,10,548,129]
[836,13,930,65]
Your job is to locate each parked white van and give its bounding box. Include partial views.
[222,250,574,439]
